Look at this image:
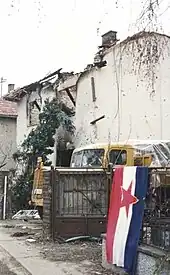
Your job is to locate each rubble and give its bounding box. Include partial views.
[26,238,36,243]
[12,210,40,220]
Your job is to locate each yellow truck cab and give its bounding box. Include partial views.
[70,140,170,168]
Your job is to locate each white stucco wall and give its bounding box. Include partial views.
[16,86,56,165]
[75,32,170,148]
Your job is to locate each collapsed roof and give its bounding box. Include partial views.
[3,69,77,102]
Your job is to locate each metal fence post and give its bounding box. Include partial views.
[51,167,56,241]
[3,175,8,220]
[107,165,113,216]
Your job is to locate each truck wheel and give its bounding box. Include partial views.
[37,206,43,220]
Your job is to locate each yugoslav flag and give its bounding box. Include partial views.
[106,166,148,274]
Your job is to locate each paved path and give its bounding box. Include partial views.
[0,244,30,275]
[0,228,86,275]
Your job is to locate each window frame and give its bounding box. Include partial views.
[109,149,127,165]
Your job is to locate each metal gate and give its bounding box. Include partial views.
[50,168,111,239]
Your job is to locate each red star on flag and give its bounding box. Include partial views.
[120,181,139,217]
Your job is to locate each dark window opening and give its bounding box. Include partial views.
[109,150,127,165]
[56,149,73,167]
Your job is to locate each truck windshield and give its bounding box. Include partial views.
[70,149,104,167]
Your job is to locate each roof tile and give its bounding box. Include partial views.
[0,100,17,118]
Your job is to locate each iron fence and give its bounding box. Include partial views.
[141,220,170,250]
[140,168,170,250]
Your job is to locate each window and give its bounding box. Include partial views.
[70,149,104,167]
[28,99,41,126]
[70,151,83,167]
[109,150,127,165]
[81,149,104,167]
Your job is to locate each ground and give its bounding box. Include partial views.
[0,262,15,275]
[0,242,29,275]
[0,220,112,275]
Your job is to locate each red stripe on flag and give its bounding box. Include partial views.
[106,167,123,263]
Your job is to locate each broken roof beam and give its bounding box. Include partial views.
[90,115,105,125]
[39,68,62,83]
[57,73,80,92]
[3,68,63,101]
[65,88,76,107]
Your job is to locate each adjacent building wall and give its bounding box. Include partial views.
[75,32,170,148]
[0,117,16,171]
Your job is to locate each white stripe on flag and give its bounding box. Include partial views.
[112,167,137,266]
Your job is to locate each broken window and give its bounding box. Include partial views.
[28,99,41,126]
[70,149,104,167]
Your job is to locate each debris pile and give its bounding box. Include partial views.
[12,210,40,220]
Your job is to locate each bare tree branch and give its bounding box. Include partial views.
[0,163,7,169]
[0,140,13,167]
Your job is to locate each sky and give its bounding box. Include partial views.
[0,0,170,93]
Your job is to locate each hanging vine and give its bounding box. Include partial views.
[114,0,168,100]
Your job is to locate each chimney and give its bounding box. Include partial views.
[102,31,118,48]
[8,84,15,93]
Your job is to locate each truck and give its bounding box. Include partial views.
[70,140,170,168]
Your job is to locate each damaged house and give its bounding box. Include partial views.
[75,31,170,147]
[4,70,80,166]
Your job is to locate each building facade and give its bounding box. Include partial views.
[0,100,17,171]
[75,31,170,148]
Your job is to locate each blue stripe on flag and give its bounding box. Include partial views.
[124,166,148,274]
